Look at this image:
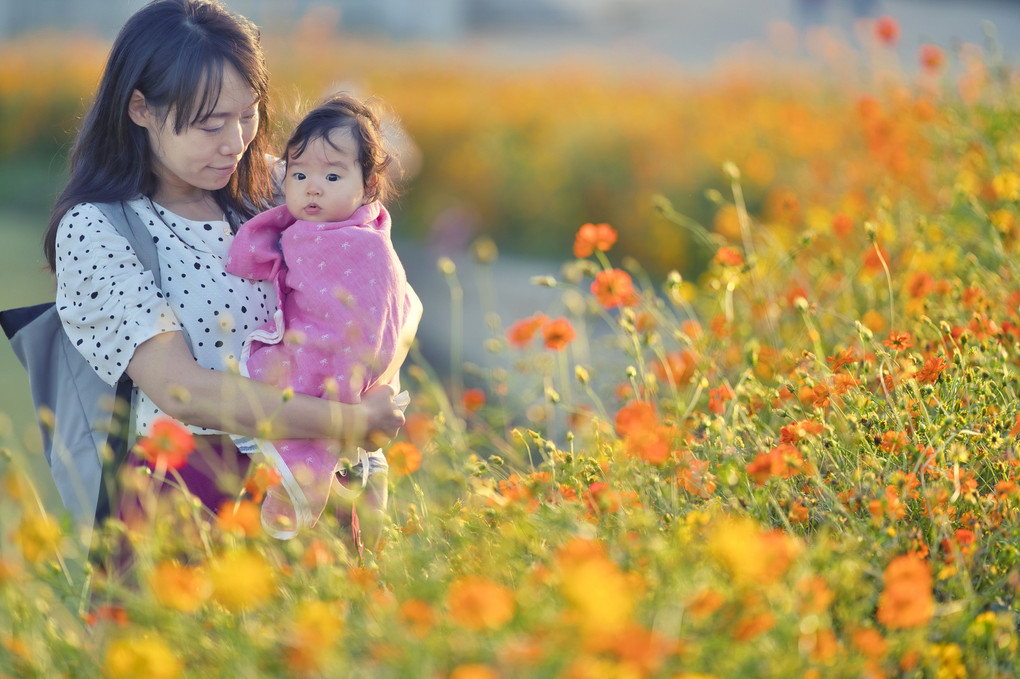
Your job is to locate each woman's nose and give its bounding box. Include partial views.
[219,122,245,156]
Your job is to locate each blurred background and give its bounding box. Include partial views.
[1,0,1017,500]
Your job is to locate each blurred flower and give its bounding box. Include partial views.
[707,515,800,586]
[284,600,345,675]
[542,317,576,351]
[399,599,435,638]
[992,172,1020,202]
[10,513,61,564]
[462,387,486,413]
[209,549,276,611]
[714,246,744,267]
[133,417,194,471]
[217,499,262,537]
[149,561,210,612]
[446,576,515,631]
[876,553,934,629]
[506,313,549,349]
[920,44,945,71]
[831,212,853,238]
[873,16,900,45]
[450,664,500,679]
[591,269,637,309]
[244,465,282,503]
[104,634,182,679]
[556,538,635,635]
[387,441,423,476]
[302,538,335,569]
[573,222,618,258]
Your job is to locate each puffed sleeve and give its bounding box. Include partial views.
[54,202,182,386]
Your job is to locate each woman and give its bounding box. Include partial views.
[43,0,405,518]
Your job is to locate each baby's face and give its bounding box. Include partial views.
[284,129,366,223]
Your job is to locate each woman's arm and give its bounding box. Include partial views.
[126,331,404,447]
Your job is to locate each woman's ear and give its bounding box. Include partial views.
[128,90,150,128]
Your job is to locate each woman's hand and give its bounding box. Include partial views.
[361,383,406,448]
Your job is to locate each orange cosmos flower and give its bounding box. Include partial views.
[399,599,436,639]
[148,561,210,612]
[387,442,422,476]
[873,15,900,45]
[876,553,934,629]
[462,388,486,413]
[506,313,548,349]
[446,576,515,631]
[779,419,824,445]
[217,500,262,537]
[914,355,947,384]
[708,384,734,415]
[573,222,618,258]
[590,268,637,308]
[243,465,282,503]
[883,332,912,351]
[920,44,945,71]
[652,349,697,386]
[542,317,576,350]
[133,417,195,471]
[831,212,854,238]
[714,245,744,267]
[615,400,657,436]
[450,665,500,679]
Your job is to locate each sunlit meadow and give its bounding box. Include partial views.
[3,13,1020,679]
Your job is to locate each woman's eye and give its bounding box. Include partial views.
[326,174,340,182]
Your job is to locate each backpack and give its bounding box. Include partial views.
[0,202,164,540]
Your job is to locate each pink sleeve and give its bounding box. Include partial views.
[225,204,294,281]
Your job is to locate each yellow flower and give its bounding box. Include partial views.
[993,171,1020,201]
[11,513,62,564]
[148,561,210,612]
[284,600,345,675]
[104,635,182,679]
[450,664,500,679]
[557,539,635,635]
[209,549,276,611]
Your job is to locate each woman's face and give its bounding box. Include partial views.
[136,66,259,204]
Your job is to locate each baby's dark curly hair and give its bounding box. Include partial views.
[284,93,396,204]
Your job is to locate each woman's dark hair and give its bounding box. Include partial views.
[284,93,397,206]
[44,0,274,270]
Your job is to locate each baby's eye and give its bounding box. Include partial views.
[326,174,340,182]
[292,172,306,181]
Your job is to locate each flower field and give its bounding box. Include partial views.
[4,15,1020,679]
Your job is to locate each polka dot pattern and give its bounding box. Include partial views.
[54,198,275,436]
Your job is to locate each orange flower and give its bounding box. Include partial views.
[745,443,808,485]
[831,212,853,238]
[708,384,734,415]
[876,553,934,629]
[873,15,900,45]
[446,576,515,631]
[779,419,824,445]
[714,245,744,267]
[590,268,637,308]
[506,313,548,349]
[133,417,194,471]
[217,500,262,538]
[462,388,486,412]
[387,442,422,476]
[914,355,947,384]
[302,539,335,569]
[920,44,945,71]
[244,465,282,503]
[542,317,576,350]
[615,400,657,437]
[826,347,858,372]
[883,332,912,351]
[573,222,618,258]
[399,599,435,638]
[148,561,210,612]
[450,665,499,679]
[651,350,697,386]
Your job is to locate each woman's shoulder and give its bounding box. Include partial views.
[59,198,150,227]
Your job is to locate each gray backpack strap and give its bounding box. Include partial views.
[92,201,192,349]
